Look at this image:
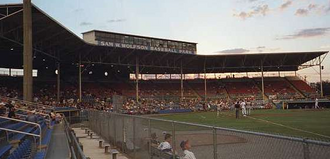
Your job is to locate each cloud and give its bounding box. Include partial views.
[276,27,330,40]
[280,1,292,10]
[256,46,266,49]
[216,48,250,53]
[107,19,126,23]
[252,46,281,52]
[308,4,318,10]
[294,3,330,16]
[80,22,93,26]
[295,8,309,16]
[234,4,269,20]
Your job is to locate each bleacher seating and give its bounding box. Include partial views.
[0,110,54,159]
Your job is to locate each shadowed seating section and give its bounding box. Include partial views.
[0,113,54,159]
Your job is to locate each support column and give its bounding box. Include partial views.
[278,71,280,77]
[319,56,323,98]
[23,0,33,102]
[180,62,183,101]
[261,64,265,101]
[204,64,207,103]
[136,57,139,103]
[57,63,60,103]
[79,58,82,103]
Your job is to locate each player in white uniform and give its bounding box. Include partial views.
[240,100,246,117]
[216,101,222,117]
[315,98,319,109]
[180,140,196,159]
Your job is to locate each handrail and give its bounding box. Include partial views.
[62,114,87,159]
[16,108,51,122]
[0,127,40,137]
[0,116,42,150]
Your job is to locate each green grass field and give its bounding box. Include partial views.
[154,109,330,141]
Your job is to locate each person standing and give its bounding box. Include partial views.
[216,102,222,117]
[234,101,240,119]
[180,140,196,159]
[247,101,252,116]
[241,100,247,117]
[315,98,319,109]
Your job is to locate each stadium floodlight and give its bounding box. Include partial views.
[43,59,45,62]
[92,63,95,66]
[111,65,114,67]
[45,66,48,69]
[89,71,93,74]
[55,70,58,75]
[117,70,120,73]
[33,56,36,59]
[10,48,14,51]
[105,72,108,76]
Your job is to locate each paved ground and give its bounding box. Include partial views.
[46,123,70,159]
[73,127,129,159]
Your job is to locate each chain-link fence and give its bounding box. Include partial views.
[87,110,330,159]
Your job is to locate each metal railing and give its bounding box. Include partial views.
[63,115,86,159]
[88,110,330,159]
[0,116,42,150]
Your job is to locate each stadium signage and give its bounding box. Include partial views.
[97,41,195,54]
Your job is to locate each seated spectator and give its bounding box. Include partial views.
[0,102,5,116]
[180,140,196,159]
[50,110,56,121]
[26,110,38,123]
[158,133,172,152]
[8,106,16,118]
[55,113,62,123]
[5,101,15,110]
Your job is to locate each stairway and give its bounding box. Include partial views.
[251,78,276,107]
[283,77,307,98]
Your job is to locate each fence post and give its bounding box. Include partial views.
[114,113,117,147]
[148,119,152,159]
[172,122,176,159]
[213,127,217,159]
[133,117,136,159]
[122,116,125,152]
[303,138,310,159]
[108,113,111,144]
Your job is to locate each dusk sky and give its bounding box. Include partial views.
[2,0,330,82]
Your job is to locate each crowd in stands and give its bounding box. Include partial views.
[0,76,321,116]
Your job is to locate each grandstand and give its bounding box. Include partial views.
[0,1,329,159]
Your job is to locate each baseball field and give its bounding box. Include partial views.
[156,109,330,141]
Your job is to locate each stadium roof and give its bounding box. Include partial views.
[0,3,328,74]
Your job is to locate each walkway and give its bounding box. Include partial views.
[73,127,128,159]
[46,123,70,159]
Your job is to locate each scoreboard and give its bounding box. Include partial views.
[82,30,197,54]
